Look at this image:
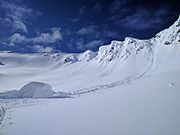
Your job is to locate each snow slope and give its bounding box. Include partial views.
[0,15,179,135]
[1,67,180,135]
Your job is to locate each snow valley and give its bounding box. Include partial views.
[0,15,180,135]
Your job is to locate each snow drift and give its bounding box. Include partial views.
[17,82,54,98]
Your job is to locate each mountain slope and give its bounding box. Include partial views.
[0,15,179,93]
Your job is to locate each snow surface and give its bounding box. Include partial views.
[0,15,180,135]
[1,69,180,135]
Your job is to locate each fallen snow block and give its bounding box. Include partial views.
[0,82,72,99]
[17,82,55,98]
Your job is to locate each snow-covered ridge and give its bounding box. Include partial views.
[97,38,152,62]
[152,15,180,45]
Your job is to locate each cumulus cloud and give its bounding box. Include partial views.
[8,33,26,46]
[8,27,62,45]
[33,45,54,53]
[31,27,62,44]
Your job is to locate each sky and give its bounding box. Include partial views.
[0,0,179,53]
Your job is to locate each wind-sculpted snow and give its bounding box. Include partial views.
[97,38,152,63]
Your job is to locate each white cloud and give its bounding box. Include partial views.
[8,27,62,45]
[31,27,62,44]
[33,45,54,53]
[9,33,26,46]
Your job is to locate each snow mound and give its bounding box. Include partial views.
[0,82,55,99]
[17,82,54,98]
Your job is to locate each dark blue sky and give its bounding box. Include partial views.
[0,0,179,53]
